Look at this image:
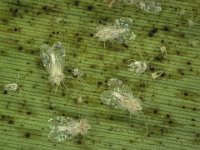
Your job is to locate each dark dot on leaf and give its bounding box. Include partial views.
[74,0,80,6]
[24,132,31,138]
[87,5,93,11]
[148,27,158,37]
[8,120,14,124]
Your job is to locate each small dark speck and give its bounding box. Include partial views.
[166,114,170,118]
[183,92,188,96]
[176,51,180,55]
[90,33,94,37]
[74,0,80,6]
[168,120,173,124]
[187,61,191,65]
[3,90,8,95]
[153,109,158,114]
[148,27,158,37]
[77,139,82,144]
[193,108,196,111]
[162,26,170,31]
[18,46,23,51]
[49,105,53,110]
[109,116,114,120]
[182,106,185,109]
[191,118,195,121]
[8,120,14,124]
[161,72,165,77]
[24,132,31,138]
[122,43,128,48]
[26,111,32,115]
[87,5,94,11]
[14,28,18,32]
[154,54,164,62]
[97,81,103,86]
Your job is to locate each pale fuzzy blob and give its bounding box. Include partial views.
[40,42,65,87]
[128,61,148,75]
[107,0,161,14]
[48,116,91,142]
[95,26,127,42]
[95,18,135,46]
[112,91,142,114]
[101,78,142,115]
[72,68,84,77]
[160,45,167,57]
[151,70,164,79]
[4,83,18,95]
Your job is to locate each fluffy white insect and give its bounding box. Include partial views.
[48,116,91,142]
[95,18,136,47]
[151,70,164,79]
[4,83,18,95]
[128,61,148,75]
[101,78,142,115]
[137,0,161,13]
[160,45,167,57]
[72,68,84,78]
[40,42,65,87]
[107,0,161,13]
[188,19,195,27]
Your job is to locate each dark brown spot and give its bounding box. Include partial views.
[8,120,14,124]
[87,5,93,11]
[18,46,23,51]
[74,0,80,6]
[26,111,32,115]
[162,26,170,31]
[183,92,188,96]
[168,120,173,124]
[97,81,103,86]
[148,27,158,37]
[24,132,31,138]
[122,43,128,48]
[153,109,158,114]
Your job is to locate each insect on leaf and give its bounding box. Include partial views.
[40,42,66,86]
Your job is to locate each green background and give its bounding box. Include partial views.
[0,0,200,149]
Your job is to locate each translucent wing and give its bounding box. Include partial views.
[114,18,136,44]
[52,42,65,71]
[100,89,122,109]
[40,42,65,73]
[40,44,52,73]
[114,18,133,29]
[48,116,69,142]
